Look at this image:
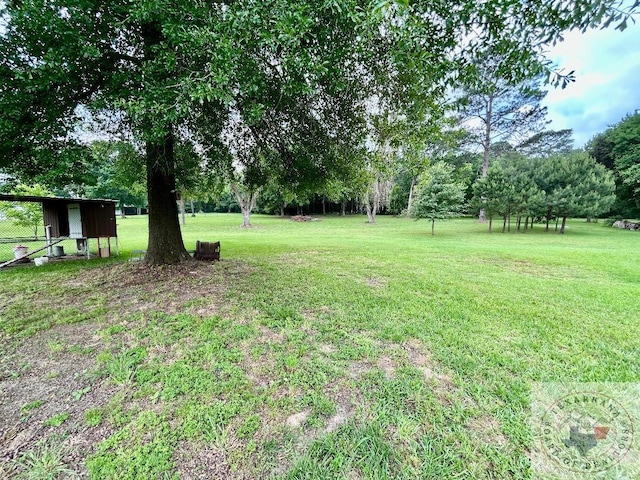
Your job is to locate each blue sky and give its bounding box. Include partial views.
[543,20,640,148]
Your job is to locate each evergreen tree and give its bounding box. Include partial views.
[411,162,466,235]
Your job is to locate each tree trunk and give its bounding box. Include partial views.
[365,203,375,224]
[242,209,251,227]
[507,211,511,232]
[142,22,189,265]
[545,207,552,232]
[407,176,417,216]
[190,200,195,217]
[322,195,326,215]
[145,134,190,265]
[523,216,529,232]
[516,215,521,231]
[230,184,258,228]
[560,216,567,234]
[280,202,285,217]
[502,215,507,233]
[179,197,186,226]
[531,217,534,229]
[341,201,346,217]
[479,95,494,223]
[555,216,560,231]
[488,216,493,233]
[431,218,435,236]
[481,96,493,179]
[364,179,380,224]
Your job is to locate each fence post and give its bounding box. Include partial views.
[45,225,52,256]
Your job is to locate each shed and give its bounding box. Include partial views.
[0,193,117,249]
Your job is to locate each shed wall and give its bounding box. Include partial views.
[42,202,69,237]
[80,202,117,238]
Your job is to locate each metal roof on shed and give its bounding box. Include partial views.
[0,194,118,204]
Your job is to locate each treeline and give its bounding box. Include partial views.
[470,151,615,233]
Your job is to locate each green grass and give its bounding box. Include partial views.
[1,213,639,478]
[43,412,69,427]
[11,438,78,480]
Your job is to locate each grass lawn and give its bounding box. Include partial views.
[1,214,639,479]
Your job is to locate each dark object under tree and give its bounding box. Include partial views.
[194,241,220,261]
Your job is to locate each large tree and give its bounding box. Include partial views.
[1,1,636,263]
[459,59,548,177]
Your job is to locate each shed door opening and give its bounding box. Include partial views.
[68,203,83,238]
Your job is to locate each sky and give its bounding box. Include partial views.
[542,20,640,148]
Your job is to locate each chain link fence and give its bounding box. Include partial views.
[0,199,89,264]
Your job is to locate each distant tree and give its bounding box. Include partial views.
[472,151,613,233]
[230,181,260,228]
[580,164,617,223]
[362,165,393,224]
[471,164,510,233]
[587,113,640,217]
[458,53,549,221]
[537,152,616,233]
[460,59,548,177]
[500,155,546,232]
[411,162,466,235]
[400,123,462,216]
[517,129,574,158]
[389,171,414,215]
[0,184,51,238]
[227,160,267,228]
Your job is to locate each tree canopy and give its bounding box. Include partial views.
[587,112,640,218]
[471,151,615,233]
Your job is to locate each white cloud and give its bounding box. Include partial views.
[542,21,640,147]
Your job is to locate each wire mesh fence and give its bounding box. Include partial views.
[0,199,93,264]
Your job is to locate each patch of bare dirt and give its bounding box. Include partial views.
[0,322,116,477]
[377,356,396,378]
[404,340,454,387]
[365,277,386,288]
[466,415,508,448]
[318,343,336,354]
[67,260,251,319]
[174,442,233,479]
[301,305,333,322]
[257,325,285,343]
[286,411,310,428]
[346,359,373,379]
[325,403,351,433]
[0,260,253,477]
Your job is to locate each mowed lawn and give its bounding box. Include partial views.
[1,214,638,479]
